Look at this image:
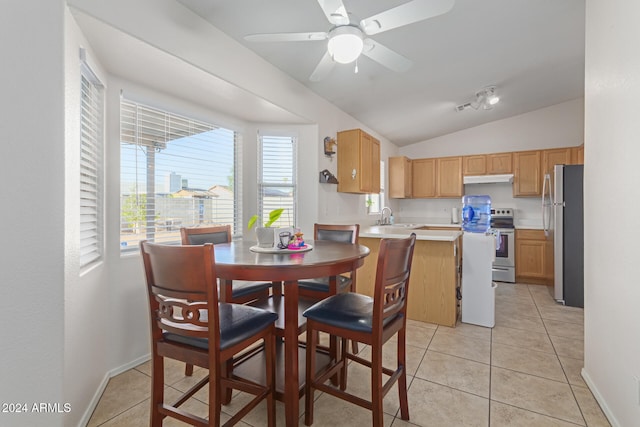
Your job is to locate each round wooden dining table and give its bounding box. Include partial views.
[213,239,370,427]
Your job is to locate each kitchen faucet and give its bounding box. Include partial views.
[379,206,393,225]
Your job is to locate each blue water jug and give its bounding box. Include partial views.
[462,195,491,233]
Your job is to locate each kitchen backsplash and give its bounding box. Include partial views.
[395,183,542,228]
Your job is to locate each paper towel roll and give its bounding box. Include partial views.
[451,207,460,224]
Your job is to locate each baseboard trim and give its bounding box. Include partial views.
[581,368,621,427]
[76,353,151,427]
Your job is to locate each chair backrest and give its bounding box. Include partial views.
[181,225,231,246]
[140,241,220,344]
[314,224,359,244]
[372,233,417,328]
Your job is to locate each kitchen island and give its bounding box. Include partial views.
[357,225,462,327]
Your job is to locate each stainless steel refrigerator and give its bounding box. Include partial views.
[542,164,584,307]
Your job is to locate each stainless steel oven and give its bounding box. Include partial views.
[491,208,515,283]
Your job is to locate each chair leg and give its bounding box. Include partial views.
[351,339,359,354]
[265,331,276,427]
[397,329,410,421]
[150,355,164,427]
[221,359,233,405]
[329,334,339,386]
[184,363,194,377]
[304,321,318,426]
[209,366,221,427]
[371,344,384,427]
[339,336,348,391]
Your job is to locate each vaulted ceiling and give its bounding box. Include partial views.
[176,0,585,146]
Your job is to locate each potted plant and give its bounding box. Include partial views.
[247,208,284,248]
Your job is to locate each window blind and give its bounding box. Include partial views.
[258,135,297,228]
[79,68,104,267]
[120,99,239,251]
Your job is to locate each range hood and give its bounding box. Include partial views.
[463,174,514,184]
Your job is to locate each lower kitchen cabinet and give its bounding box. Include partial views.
[357,237,460,327]
[515,229,553,285]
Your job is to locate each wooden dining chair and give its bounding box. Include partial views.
[140,241,278,427]
[303,233,417,427]
[181,225,272,304]
[181,225,275,377]
[298,223,360,298]
[298,223,360,354]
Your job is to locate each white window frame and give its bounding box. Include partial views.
[367,160,385,215]
[79,57,104,267]
[257,133,297,228]
[119,98,240,252]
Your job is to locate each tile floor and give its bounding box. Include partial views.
[88,283,610,426]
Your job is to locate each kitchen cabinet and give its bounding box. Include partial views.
[464,153,512,175]
[515,229,553,285]
[487,152,513,174]
[337,129,380,194]
[571,144,584,165]
[543,148,573,190]
[388,156,412,198]
[411,158,436,197]
[513,150,542,197]
[463,155,487,175]
[357,236,460,327]
[437,156,463,197]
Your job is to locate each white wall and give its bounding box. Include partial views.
[583,1,640,426]
[63,9,112,426]
[0,2,66,426]
[394,99,584,224]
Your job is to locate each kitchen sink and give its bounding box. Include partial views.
[377,223,422,229]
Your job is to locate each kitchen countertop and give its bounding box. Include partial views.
[360,225,462,241]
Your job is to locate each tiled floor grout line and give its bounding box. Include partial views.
[528,284,588,427]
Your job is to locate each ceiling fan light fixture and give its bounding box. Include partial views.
[327,26,364,64]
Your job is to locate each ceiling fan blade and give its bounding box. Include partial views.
[361,39,413,73]
[245,32,328,42]
[360,0,455,36]
[309,51,336,82]
[316,0,350,25]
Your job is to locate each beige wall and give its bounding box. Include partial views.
[583,1,640,426]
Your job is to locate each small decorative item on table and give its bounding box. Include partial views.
[288,231,306,250]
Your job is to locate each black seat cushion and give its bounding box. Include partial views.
[298,275,351,293]
[226,280,272,298]
[164,303,278,351]
[303,293,400,333]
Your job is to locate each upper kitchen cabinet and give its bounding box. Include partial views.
[513,150,542,197]
[337,129,380,194]
[407,156,462,198]
[463,153,513,175]
[436,156,463,198]
[463,155,487,175]
[412,158,436,198]
[571,144,584,165]
[388,156,412,198]
[543,147,573,189]
[487,152,513,174]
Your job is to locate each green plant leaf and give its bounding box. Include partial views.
[264,208,284,227]
[247,214,259,230]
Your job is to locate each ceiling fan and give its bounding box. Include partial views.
[244,0,455,81]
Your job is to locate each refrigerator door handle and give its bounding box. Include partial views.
[542,173,551,237]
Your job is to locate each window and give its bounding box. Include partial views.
[80,61,104,267]
[366,160,385,214]
[257,134,297,228]
[120,99,239,251]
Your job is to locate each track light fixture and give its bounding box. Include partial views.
[455,86,500,112]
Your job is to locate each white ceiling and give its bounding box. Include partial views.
[176,0,585,146]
